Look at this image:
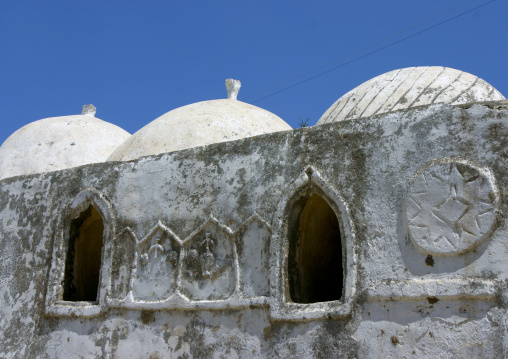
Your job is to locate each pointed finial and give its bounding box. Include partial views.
[82,104,96,116]
[225,79,241,100]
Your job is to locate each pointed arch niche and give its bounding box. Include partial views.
[288,192,343,303]
[271,166,357,321]
[46,188,115,317]
[63,204,104,302]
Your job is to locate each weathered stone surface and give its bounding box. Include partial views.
[236,215,271,298]
[108,99,291,161]
[0,108,130,180]
[226,78,242,100]
[82,104,97,116]
[132,222,180,302]
[180,219,236,301]
[0,94,507,357]
[318,67,506,125]
[107,92,292,162]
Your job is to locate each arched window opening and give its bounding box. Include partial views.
[288,193,343,303]
[63,205,104,302]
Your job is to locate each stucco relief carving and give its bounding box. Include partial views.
[108,213,271,309]
[236,215,272,298]
[181,220,236,301]
[186,232,216,278]
[405,160,499,255]
[132,221,180,302]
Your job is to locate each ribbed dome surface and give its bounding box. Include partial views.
[0,114,130,180]
[317,66,505,125]
[108,99,292,162]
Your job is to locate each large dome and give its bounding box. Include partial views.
[108,80,291,162]
[317,66,505,125]
[0,105,130,180]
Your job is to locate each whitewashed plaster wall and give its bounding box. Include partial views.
[0,101,507,358]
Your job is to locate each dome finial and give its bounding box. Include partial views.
[82,104,96,116]
[225,79,241,100]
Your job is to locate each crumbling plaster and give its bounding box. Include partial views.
[0,109,130,180]
[0,102,507,358]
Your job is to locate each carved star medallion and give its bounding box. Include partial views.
[405,161,498,254]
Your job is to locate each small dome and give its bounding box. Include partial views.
[318,66,506,125]
[0,105,130,180]
[108,80,291,162]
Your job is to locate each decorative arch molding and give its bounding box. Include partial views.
[270,166,357,321]
[45,188,116,317]
[106,213,272,310]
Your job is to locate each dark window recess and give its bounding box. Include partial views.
[63,205,104,302]
[288,193,343,303]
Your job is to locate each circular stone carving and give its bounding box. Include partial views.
[404,161,498,255]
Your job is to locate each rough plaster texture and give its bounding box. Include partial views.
[0,112,131,180]
[1,99,508,358]
[226,79,242,100]
[318,67,506,125]
[107,99,292,162]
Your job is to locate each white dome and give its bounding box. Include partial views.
[108,98,291,162]
[0,107,130,180]
[318,66,505,125]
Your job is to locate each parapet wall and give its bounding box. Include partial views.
[1,102,507,358]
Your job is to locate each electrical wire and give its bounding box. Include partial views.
[247,0,495,103]
[245,0,478,101]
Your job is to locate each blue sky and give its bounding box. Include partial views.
[1,1,506,144]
